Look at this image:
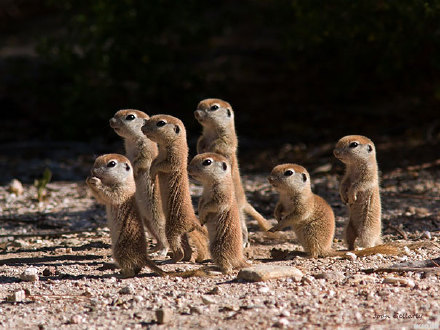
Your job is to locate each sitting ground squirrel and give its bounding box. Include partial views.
[141,115,210,263]
[86,154,167,277]
[188,153,250,273]
[110,109,168,256]
[268,163,335,257]
[333,135,382,250]
[194,98,274,246]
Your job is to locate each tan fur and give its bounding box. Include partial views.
[86,154,167,277]
[195,98,273,246]
[268,164,335,257]
[188,153,250,273]
[334,135,382,250]
[141,115,210,263]
[110,109,168,256]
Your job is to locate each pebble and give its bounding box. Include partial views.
[302,275,315,285]
[383,276,416,288]
[207,287,221,295]
[119,284,135,295]
[190,306,202,315]
[258,286,270,294]
[133,296,144,303]
[20,267,39,282]
[201,295,216,305]
[314,271,345,282]
[350,274,376,284]
[403,246,411,256]
[422,231,432,240]
[6,290,26,303]
[43,267,57,276]
[70,315,84,324]
[274,317,290,328]
[156,308,172,324]
[345,252,357,261]
[8,179,24,196]
[237,265,303,282]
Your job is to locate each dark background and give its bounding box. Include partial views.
[1,0,439,179]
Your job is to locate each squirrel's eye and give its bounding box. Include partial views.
[156,120,166,127]
[210,104,219,111]
[107,161,117,168]
[202,159,212,166]
[125,114,135,121]
[284,170,294,176]
[349,142,359,148]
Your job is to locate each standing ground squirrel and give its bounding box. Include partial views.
[141,115,210,263]
[110,109,168,256]
[268,164,335,257]
[188,153,250,273]
[86,154,167,277]
[194,98,274,246]
[334,135,382,250]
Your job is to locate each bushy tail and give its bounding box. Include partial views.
[329,242,430,258]
[243,203,279,238]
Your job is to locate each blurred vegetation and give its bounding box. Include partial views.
[1,0,440,142]
[34,167,52,201]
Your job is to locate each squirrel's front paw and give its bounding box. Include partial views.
[86,176,101,186]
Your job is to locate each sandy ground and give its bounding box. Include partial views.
[1,153,440,329]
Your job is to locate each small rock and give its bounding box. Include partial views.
[403,246,411,256]
[222,304,239,312]
[70,315,84,324]
[345,252,357,261]
[133,296,144,303]
[302,275,315,285]
[42,267,56,277]
[351,274,376,284]
[237,265,303,282]
[6,290,26,302]
[280,310,291,317]
[274,317,290,328]
[422,231,432,240]
[119,284,135,295]
[156,308,172,324]
[201,295,216,305]
[20,267,39,282]
[258,286,270,294]
[190,306,202,315]
[11,240,28,248]
[383,276,416,288]
[8,179,24,196]
[314,271,345,282]
[207,287,221,295]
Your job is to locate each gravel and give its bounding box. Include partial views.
[1,150,440,329]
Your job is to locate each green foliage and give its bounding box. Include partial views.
[34,168,52,202]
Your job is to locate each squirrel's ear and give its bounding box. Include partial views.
[367,144,373,153]
[227,109,231,117]
[302,173,307,182]
[174,125,180,134]
[222,162,227,171]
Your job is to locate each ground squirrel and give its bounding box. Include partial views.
[141,115,210,263]
[86,154,167,277]
[188,153,250,273]
[268,164,335,257]
[109,109,168,256]
[334,135,382,250]
[267,163,406,258]
[194,98,274,246]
